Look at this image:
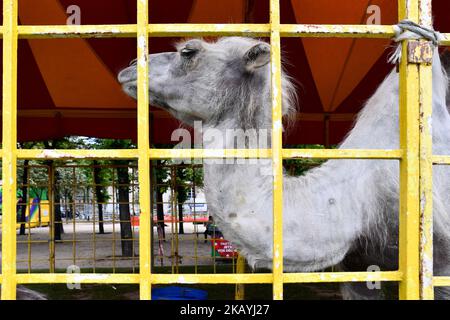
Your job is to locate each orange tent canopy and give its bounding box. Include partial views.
[4,0,450,145]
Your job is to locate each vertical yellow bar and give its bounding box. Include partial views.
[269,0,284,300]
[398,0,421,300]
[235,255,245,300]
[49,164,55,273]
[1,0,18,300]
[137,0,152,300]
[418,0,434,300]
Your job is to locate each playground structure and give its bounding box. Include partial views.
[0,187,50,229]
[15,194,51,229]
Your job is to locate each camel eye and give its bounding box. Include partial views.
[180,48,197,59]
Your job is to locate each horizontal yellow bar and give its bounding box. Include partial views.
[16,273,140,284]
[14,148,404,160]
[151,273,273,284]
[433,276,450,287]
[283,149,403,159]
[440,34,450,46]
[16,24,268,38]
[17,149,138,159]
[14,271,403,285]
[150,148,271,159]
[6,24,417,39]
[0,24,439,43]
[280,24,395,38]
[18,24,137,39]
[152,272,402,284]
[432,155,450,165]
[283,271,403,283]
[150,148,403,159]
[149,24,270,37]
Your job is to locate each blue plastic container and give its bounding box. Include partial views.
[152,286,208,300]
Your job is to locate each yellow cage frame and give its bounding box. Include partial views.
[1,0,450,300]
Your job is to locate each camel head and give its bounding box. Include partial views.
[118,37,297,129]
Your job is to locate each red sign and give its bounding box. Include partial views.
[213,239,238,258]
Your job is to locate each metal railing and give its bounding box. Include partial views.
[1,0,449,300]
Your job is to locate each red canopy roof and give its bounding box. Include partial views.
[3,0,450,145]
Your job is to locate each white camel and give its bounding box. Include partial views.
[119,37,450,299]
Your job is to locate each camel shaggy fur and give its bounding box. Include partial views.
[119,37,450,299]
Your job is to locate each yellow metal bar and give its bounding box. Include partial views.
[149,24,270,37]
[418,0,434,300]
[13,24,403,39]
[150,271,403,284]
[283,271,403,283]
[7,271,407,285]
[270,0,284,301]
[16,148,403,160]
[440,35,450,46]
[3,0,442,299]
[151,273,272,284]
[137,0,152,301]
[398,0,421,301]
[16,273,140,284]
[432,156,450,165]
[1,0,18,301]
[280,24,395,38]
[18,24,137,39]
[17,149,139,159]
[48,164,56,273]
[149,148,271,159]
[283,149,402,159]
[235,255,246,300]
[433,277,450,287]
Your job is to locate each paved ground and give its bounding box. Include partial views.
[0,220,346,300]
[0,221,228,272]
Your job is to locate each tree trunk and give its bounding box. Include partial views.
[178,202,184,234]
[43,142,63,240]
[53,167,64,241]
[19,160,29,236]
[68,193,74,220]
[93,161,105,234]
[117,165,133,257]
[155,160,166,240]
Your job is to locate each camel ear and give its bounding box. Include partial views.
[243,43,270,72]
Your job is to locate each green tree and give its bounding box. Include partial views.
[284,144,329,176]
[92,160,110,234]
[153,159,169,240]
[93,139,135,257]
[173,162,204,234]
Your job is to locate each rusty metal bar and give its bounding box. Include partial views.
[418,0,434,300]
[398,0,421,300]
[1,0,19,300]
